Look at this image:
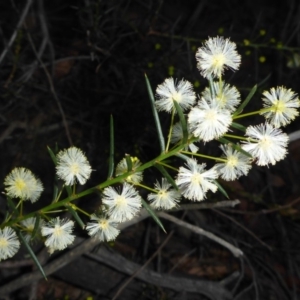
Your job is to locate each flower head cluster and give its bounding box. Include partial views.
[175,158,218,201]
[0,227,20,261]
[148,178,181,210]
[155,77,196,113]
[41,217,75,253]
[215,144,252,181]
[1,35,299,263]
[202,82,241,112]
[196,36,241,79]
[188,98,232,142]
[4,168,43,203]
[261,86,300,128]
[86,214,120,242]
[56,147,92,185]
[242,123,289,166]
[102,183,142,222]
[116,156,143,184]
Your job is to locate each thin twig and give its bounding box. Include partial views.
[157,212,243,257]
[0,0,34,66]
[112,231,174,300]
[167,247,196,274]
[18,0,55,83]
[0,259,33,268]
[176,199,240,211]
[222,197,300,215]
[212,208,272,251]
[23,24,73,145]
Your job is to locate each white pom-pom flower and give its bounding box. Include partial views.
[242,123,289,166]
[0,227,20,261]
[261,86,300,128]
[41,217,75,253]
[215,144,252,181]
[148,178,181,210]
[102,183,142,222]
[56,147,92,185]
[155,77,196,113]
[196,36,241,79]
[188,98,232,142]
[4,168,43,203]
[175,158,218,201]
[86,214,120,242]
[202,81,241,112]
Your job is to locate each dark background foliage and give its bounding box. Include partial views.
[1,0,300,299]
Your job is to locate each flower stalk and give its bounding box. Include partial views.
[0,36,299,274]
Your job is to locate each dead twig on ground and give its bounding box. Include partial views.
[86,246,232,300]
[157,212,243,258]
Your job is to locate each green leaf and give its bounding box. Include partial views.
[17,231,47,280]
[6,196,18,217]
[231,143,252,158]
[65,185,72,197]
[47,146,58,165]
[52,184,59,202]
[107,115,115,179]
[145,74,165,152]
[231,122,247,132]
[125,154,132,172]
[173,100,188,145]
[214,180,229,199]
[141,198,166,233]
[208,76,216,98]
[31,215,41,240]
[155,164,179,191]
[67,205,85,229]
[233,84,257,117]
[218,137,231,145]
[257,73,271,87]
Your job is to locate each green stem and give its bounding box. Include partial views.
[233,107,270,120]
[166,108,175,152]
[70,204,91,218]
[2,143,186,228]
[180,150,226,163]
[155,160,178,171]
[134,182,157,193]
[223,134,249,141]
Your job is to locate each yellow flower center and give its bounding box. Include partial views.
[191,173,203,184]
[115,196,126,207]
[0,237,8,247]
[172,92,182,103]
[53,225,63,237]
[272,100,286,113]
[158,190,167,200]
[259,137,273,149]
[27,225,34,231]
[15,179,26,192]
[205,110,217,121]
[227,155,238,167]
[216,92,226,106]
[70,163,80,175]
[212,53,226,70]
[99,219,109,229]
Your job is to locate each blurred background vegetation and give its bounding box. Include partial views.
[1,0,300,299]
